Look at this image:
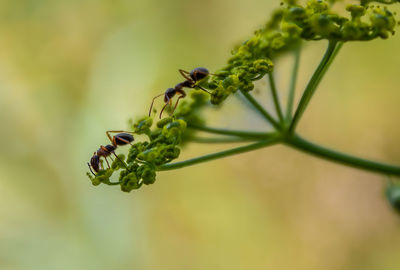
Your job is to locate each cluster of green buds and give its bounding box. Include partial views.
[86,92,209,192]
[86,0,399,193]
[207,0,399,105]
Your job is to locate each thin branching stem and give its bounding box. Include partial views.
[286,134,400,176]
[239,89,281,130]
[286,45,301,122]
[190,137,260,144]
[268,72,284,123]
[108,181,122,186]
[188,123,274,139]
[289,41,342,133]
[157,137,281,171]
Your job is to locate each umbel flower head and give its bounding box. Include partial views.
[86,0,399,192]
[207,0,398,104]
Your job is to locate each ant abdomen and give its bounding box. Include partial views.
[190,67,209,81]
[89,154,100,173]
[114,133,134,146]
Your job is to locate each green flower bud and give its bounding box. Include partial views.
[281,22,303,38]
[307,0,329,13]
[287,7,307,21]
[221,75,240,88]
[161,145,180,160]
[137,164,156,185]
[156,117,174,128]
[309,14,339,37]
[386,181,400,214]
[346,5,365,19]
[138,148,159,162]
[120,172,141,192]
[211,84,233,105]
[161,120,187,141]
[252,59,273,74]
[94,169,113,185]
[127,142,148,163]
[133,117,153,135]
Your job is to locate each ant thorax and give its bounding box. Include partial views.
[175,80,193,90]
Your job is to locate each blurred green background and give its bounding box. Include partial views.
[1,0,400,269]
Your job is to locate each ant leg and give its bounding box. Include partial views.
[159,96,170,119]
[87,163,96,176]
[112,152,129,170]
[159,103,169,119]
[172,90,186,114]
[172,96,184,114]
[104,157,110,169]
[149,93,165,116]
[195,85,211,94]
[178,69,192,81]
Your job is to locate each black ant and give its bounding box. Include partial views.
[149,67,212,118]
[87,131,134,176]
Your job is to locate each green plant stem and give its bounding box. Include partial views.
[188,123,273,139]
[239,89,281,130]
[107,181,121,186]
[158,137,280,171]
[189,137,258,144]
[286,45,301,122]
[287,134,400,176]
[268,72,284,123]
[289,41,342,133]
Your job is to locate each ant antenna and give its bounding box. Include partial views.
[159,98,172,119]
[88,163,96,176]
[149,93,164,116]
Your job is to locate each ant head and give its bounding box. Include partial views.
[114,133,134,146]
[165,88,176,102]
[90,153,100,173]
[190,67,209,82]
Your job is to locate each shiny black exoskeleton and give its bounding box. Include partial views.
[88,153,100,175]
[149,67,212,118]
[87,131,134,176]
[112,133,134,146]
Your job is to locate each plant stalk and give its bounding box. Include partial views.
[158,137,280,171]
[189,137,260,144]
[188,123,274,139]
[289,41,342,133]
[287,134,400,176]
[239,89,281,130]
[268,73,284,123]
[286,45,301,122]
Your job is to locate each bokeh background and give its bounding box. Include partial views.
[1,0,400,269]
